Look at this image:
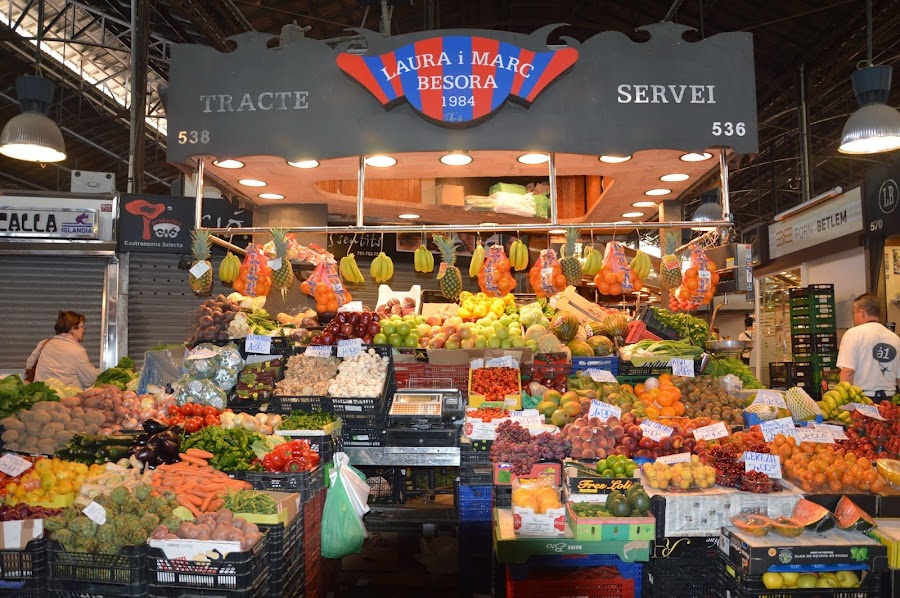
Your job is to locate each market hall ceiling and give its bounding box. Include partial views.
[0,0,897,232]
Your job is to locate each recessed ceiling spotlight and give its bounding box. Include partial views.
[644,188,672,196]
[480,222,499,227]
[439,152,472,166]
[287,159,319,169]
[621,212,644,218]
[212,159,244,169]
[238,179,267,187]
[259,193,284,200]
[365,155,397,167]
[659,173,689,182]
[632,201,658,208]
[598,155,632,163]
[679,152,713,162]
[548,228,565,234]
[398,213,420,219]
[517,153,550,165]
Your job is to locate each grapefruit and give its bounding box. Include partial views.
[543,390,562,406]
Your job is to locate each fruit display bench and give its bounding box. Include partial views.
[644,535,722,598]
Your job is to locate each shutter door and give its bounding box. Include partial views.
[0,256,106,372]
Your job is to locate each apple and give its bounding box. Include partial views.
[815,576,838,588]
[761,572,784,590]
[780,572,800,588]
[835,571,858,588]
[445,339,461,350]
[474,337,488,349]
[426,315,442,326]
[416,324,431,337]
[796,574,818,589]
[460,338,476,349]
[459,326,473,340]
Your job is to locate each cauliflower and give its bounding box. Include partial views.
[524,325,548,342]
[536,333,564,353]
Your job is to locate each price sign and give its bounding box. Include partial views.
[188,261,210,278]
[337,338,362,358]
[267,257,282,271]
[305,345,333,357]
[487,356,514,368]
[587,369,618,383]
[589,400,622,422]
[655,452,692,465]
[244,334,272,355]
[795,426,834,444]
[504,397,519,409]
[0,454,32,477]
[743,452,782,479]
[509,409,544,427]
[752,390,787,409]
[814,423,849,441]
[338,301,363,313]
[83,501,107,525]
[856,404,886,421]
[640,421,674,441]
[693,422,730,441]
[671,358,695,378]
[187,347,217,360]
[759,417,797,442]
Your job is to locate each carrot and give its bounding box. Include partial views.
[177,495,201,517]
[178,453,209,467]
[208,497,225,511]
[180,493,203,507]
[200,491,218,512]
[185,448,214,459]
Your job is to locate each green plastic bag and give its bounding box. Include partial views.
[321,466,367,558]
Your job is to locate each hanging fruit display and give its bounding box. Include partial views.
[189,229,213,295]
[559,228,583,285]
[339,253,365,283]
[218,251,240,284]
[469,241,485,278]
[370,252,394,283]
[232,244,272,297]
[509,239,529,271]
[433,234,462,301]
[670,246,718,312]
[594,241,642,296]
[300,258,352,313]
[478,245,516,297]
[529,248,567,298]
[630,250,652,282]
[581,246,602,277]
[269,228,294,294]
[414,243,434,273]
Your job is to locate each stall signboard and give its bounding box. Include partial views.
[0,206,99,239]
[865,161,900,238]
[200,198,253,249]
[118,194,196,253]
[768,187,863,260]
[166,22,758,162]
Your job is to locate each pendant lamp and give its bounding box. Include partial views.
[690,189,723,231]
[0,76,66,163]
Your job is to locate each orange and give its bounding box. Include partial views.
[645,406,660,420]
[657,393,674,407]
[660,406,676,417]
[684,267,699,278]
[620,384,634,394]
[609,283,623,296]
[658,374,672,385]
[672,401,686,416]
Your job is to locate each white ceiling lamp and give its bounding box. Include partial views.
[691,189,723,231]
[644,188,672,196]
[659,173,689,182]
[517,153,550,165]
[679,152,713,162]
[480,222,499,226]
[398,213,420,219]
[212,159,244,169]
[622,211,644,218]
[0,76,66,163]
[439,151,472,166]
[599,154,632,163]
[238,178,267,187]
[259,193,284,200]
[287,159,320,169]
[365,155,396,167]
[548,228,565,234]
[632,201,658,208]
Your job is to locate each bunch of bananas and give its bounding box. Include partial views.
[509,239,529,271]
[469,242,485,278]
[218,251,241,284]
[370,252,394,283]
[339,253,365,283]
[581,246,602,276]
[629,251,652,280]
[414,245,434,273]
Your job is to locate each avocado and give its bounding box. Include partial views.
[630,491,651,515]
[625,483,644,502]
[608,495,631,517]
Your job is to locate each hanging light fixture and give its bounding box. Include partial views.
[691,189,723,231]
[838,0,900,154]
[0,76,66,163]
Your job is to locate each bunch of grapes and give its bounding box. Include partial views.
[490,421,571,475]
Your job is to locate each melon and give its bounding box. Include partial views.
[791,498,836,533]
[770,516,805,538]
[835,496,877,531]
[586,335,615,356]
[585,321,605,337]
[551,312,580,343]
[601,312,629,338]
[567,339,594,358]
[730,513,773,536]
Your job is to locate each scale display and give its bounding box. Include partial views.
[389,392,443,417]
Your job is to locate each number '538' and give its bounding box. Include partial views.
[177,130,210,144]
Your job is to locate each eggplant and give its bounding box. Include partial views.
[142,419,168,435]
[134,446,156,464]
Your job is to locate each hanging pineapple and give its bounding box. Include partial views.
[434,234,462,301]
[559,228,582,285]
[270,228,294,294]
[659,231,683,290]
[189,229,213,295]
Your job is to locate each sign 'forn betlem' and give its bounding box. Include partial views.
[337,36,579,126]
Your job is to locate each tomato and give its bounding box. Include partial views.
[204,405,218,417]
[167,405,181,416]
[204,414,218,427]
[184,418,201,433]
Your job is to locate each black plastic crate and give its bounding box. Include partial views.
[769,362,791,378]
[341,428,385,447]
[459,441,493,485]
[274,433,340,465]
[48,542,146,588]
[146,534,268,592]
[147,566,268,597]
[494,485,511,509]
[239,466,325,502]
[644,558,720,598]
[651,536,719,560]
[50,588,147,598]
[718,556,882,598]
[619,357,704,378]
[634,306,681,341]
[259,514,303,598]
[0,538,46,593]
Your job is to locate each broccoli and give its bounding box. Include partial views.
[51,528,74,548]
[133,484,152,502]
[69,516,97,538]
[108,486,130,507]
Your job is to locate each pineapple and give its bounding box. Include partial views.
[559,228,582,284]
[189,229,213,294]
[659,231,683,290]
[270,228,294,290]
[434,234,462,301]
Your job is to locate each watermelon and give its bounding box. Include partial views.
[551,312,580,343]
[567,339,594,357]
[835,496,877,531]
[791,498,836,533]
[586,335,615,356]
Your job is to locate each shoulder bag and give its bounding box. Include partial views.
[24,339,51,383]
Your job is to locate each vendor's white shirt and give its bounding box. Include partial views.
[836,322,900,396]
[25,334,98,390]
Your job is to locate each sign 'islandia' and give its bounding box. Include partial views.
[337,36,578,126]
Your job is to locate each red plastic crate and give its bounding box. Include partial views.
[394,362,426,389]
[624,320,661,344]
[506,565,635,598]
[419,364,470,393]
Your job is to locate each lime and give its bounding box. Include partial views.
[373,333,388,345]
[612,462,626,475]
[601,469,615,477]
[382,322,396,336]
[625,464,637,477]
[596,459,609,473]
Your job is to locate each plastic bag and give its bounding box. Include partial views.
[529,249,566,298]
[493,192,536,217]
[594,241,636,296]
[478,245,516,297]
[172,376,228,409]
[670,246,719,312]
[138,348,186,394]
[328,452,370,517]
[232,244,272,297]
[321,461,368,559]
[300,258,352,312]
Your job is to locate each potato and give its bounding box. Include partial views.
[1,429,19,443]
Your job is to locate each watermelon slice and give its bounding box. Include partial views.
[835,496,877,531]
[791,498,837,533]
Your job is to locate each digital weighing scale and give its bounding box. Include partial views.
[385,389,464,447]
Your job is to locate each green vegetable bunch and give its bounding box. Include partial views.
[0,376,59,420]
[221,489,278,514]
[247,309,278,335]
[93,356,139,391]
[649,307,710,347]
[181,426,267,471]
[703,356,764,389]
[277,410,335,431]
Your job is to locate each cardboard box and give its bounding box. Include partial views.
[552,286,611,323]
[494,461,561,486]
[149,538,244,561]
[435,184,465,206]
[233,491,300,526]
[468,356,522,409]
[513,504,566,537]
[566,503,655,541]
[0,519,43,550]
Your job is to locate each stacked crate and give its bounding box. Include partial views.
[789,284,837,399]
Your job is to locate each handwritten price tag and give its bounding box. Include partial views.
[188,261,210,278]
[693,422,729,441]
[795,426,834,444]
[83,501,107,525]
[244,334,272,355]
[743,452,782,479]
[671,358,695,378]
[814,423,849,441]
[337,338,362,358]
[856,404,886,421]
[487,356,514,368]
[589,400,622,422]
[759,417,797,442]
[640,421,674,441]
[656,452,692,465]
[267,258,283,271]
[509,409,544,427]
[304,345,333,357]
[338,301,363,313]
[0,454,32,477]
[752,390,787,409]
[587,369,618,383]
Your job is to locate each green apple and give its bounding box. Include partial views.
[415,315,426,325]
[499,315,512,326]
[780,572,800,588]
[396,323,411,337]
[525,340,538,351]
[511,336,526,348]
[381,322,396,336]
[510,314,519,322]
[796,574,818,589]
[488,336,502,349]
[388,333,403,347]
[835,571,858,588]
[474,337,488,349]
[390,314,402,321]
[476,317,489,327]
[496,327,510,340]
[509,326,523,337]
[815,576,838,588]
[482,327,495,338]
[761,573,783,590]
[500,338,513,349]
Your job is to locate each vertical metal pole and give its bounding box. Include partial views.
[798,63,812,202]
[194,159,204,229]
[127,0,149,194]
[548,152,558,225]
[356,156,365,228]
[718,151,731,220]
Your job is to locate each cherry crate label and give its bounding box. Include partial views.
[267,258,282,271]
[759,417,797,442]
[743,452,782,479]
[0,454,32,477]
[487,356,514,368]
[244,335,272,355]
[587,369,617,383]
[752,390,787,409]
[188,261,211,278]
[656,452,692,465]
[814,423,849,441]
[337,338,362,358]
[794,426,834,444]
[693,422,729,441]
[589,400,621,422]
[305,345,333,357]
[338,301,363,312]
[671,358,694,377]
[509,410,543,426]
[640,421,674,441]
[83,501,107,525]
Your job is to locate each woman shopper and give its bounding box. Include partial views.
[25,311,99,390]
[836,294,900,402]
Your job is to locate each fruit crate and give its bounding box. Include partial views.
[634,306,681,341]
[259,511,303,598]
[789,284,835,302]
[456,483,492,523]
[644,557,721,598]
[521,362,572,383]
[494,485,512,509]
[51,590,147,598]
[619,357,704,378]
[146,534,268,592]
[459,441,493,485]
[0,537,46,595]
[238,466,324,503]
[47,542,146,590]
[718,559,882,598]
[393,361,426,389]
[273,431,341,465]
[506,563,640,598]
[147,568,268,597]
[421,363,470,395]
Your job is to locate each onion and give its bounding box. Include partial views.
[643,377,660,391]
